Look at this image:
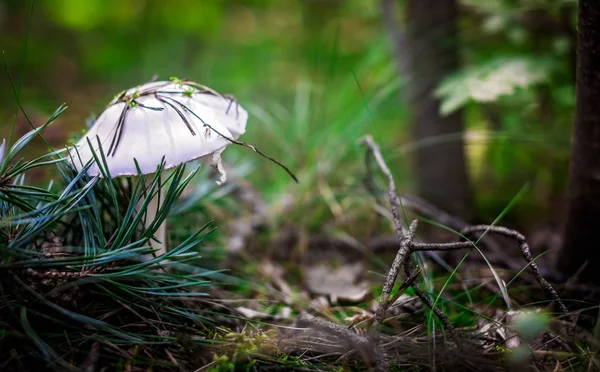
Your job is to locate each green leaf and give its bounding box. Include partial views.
[435,56,555,116]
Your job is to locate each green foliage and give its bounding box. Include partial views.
[0,109,236,370]
[436,56,556,116]
[6,0,577,227]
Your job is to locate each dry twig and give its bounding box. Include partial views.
[373,220,418,328]
[361,135,458,338]
[460,226,569,316]
[403,256,457,338]
[360,135,570,341]
[360,137,415,326]
[292,136,572,371]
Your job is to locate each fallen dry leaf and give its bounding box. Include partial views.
[304,262,370,304]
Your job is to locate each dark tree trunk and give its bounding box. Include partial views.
[382,0,473,219]
[557,0,600,285]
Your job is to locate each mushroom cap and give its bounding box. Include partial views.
[69,81,248,177]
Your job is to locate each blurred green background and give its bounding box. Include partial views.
[0,0,576,231]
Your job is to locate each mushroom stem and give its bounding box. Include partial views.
[143,174,167,257]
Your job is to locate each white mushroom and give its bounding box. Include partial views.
[68,79,248,256]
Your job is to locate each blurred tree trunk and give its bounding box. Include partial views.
[557,0,600,285]
[381,0,473,219]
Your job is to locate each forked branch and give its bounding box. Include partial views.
[360,135,570,338]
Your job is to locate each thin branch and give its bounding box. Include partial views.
[412,241,473,251]
[363,148,511,269]
[373,220,418,328]
[358,134,572,367]
[361,135,457,338]
[397,194,515,270]
[460,225,570,318]
[360,136,409,272]
[404,256,457,339]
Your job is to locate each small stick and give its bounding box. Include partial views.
[412,241,474,251]
[360,136,417,325]
[359,135,571,360]
[360,136,408,250]
[404,256,457,339]
[361,135,458,339]
[373,220,418,328]
[460,225,569,318]
[407,227,569,322]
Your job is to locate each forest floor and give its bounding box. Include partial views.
[171,137,597,372]
[1,133,598,372]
